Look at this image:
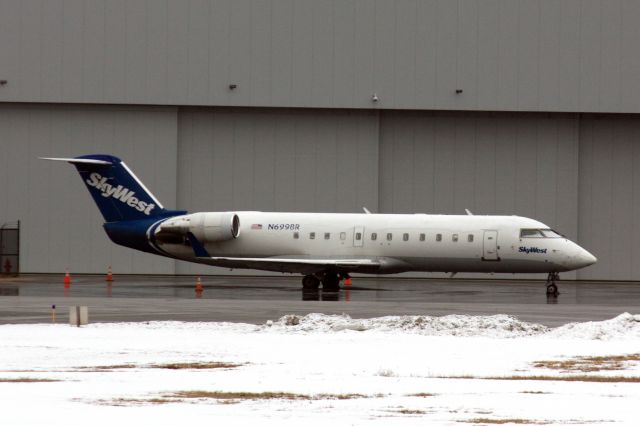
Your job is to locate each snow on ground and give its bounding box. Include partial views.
[1,313,640,425]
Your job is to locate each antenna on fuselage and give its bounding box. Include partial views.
[363,207,372,214]
[465,209,473,216]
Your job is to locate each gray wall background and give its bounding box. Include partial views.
[0,103,635,280]
[176,108,379,275]
[1,0,640,112]
[1,1,639,280]
[0,104,178,274]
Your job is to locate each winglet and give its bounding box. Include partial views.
[187,232,210,258]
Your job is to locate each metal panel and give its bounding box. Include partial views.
[538,0,561,111]
[103,0,127,103]
[379,111,579,224]
[270,0,294,106]
[496,1,519,109]
[476,0,499,110]
[166,1,190,104]
[0,104,178,274]
[517,0,540,109]
[332,0,356,108]
[146,0,169,104]
[187,0,211,105]
[380,111,580,278]
[353,0,375,109]
[577,116,640,280]
[579,0,601,111]
[558,0,581,112]
[83,0,107,101]
[176,108,379,274]
[1,0,640,112]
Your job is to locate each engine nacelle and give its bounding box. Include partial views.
[158,212,240,243]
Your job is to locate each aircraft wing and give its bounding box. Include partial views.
[198,256,381,274]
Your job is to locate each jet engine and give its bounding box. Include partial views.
[155,212,240,244]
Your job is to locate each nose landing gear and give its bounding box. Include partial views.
[546,272,560,296]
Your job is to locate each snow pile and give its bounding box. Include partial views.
[549,312,640,340]
[263,312,640,340]
[264,313,549,338]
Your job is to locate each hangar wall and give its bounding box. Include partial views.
[176,108,379,275]
[379,112,580,238]
[3,103,636,280]
[0,104,178,274]
[1,0,640,113]
[578,116,640,280]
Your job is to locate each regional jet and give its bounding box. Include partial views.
[42,154,596,295]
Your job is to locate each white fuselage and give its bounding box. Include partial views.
[151,212,596,275]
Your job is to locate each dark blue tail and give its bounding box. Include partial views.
[42,154,179,222]
[43,154,186,255]
[69,154,171,222]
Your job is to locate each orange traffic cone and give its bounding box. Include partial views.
[106,265,114,282]
[344,277,352,286]
[64,269,72,287]
[195,277,204,292]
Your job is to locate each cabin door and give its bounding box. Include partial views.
[482,230,499,261]
[353,226,364,247]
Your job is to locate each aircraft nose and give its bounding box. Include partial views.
[573,247,597,269]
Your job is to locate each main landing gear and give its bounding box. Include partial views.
[301,272,343,290]
[546,272,560,296]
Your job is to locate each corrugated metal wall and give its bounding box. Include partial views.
[578,116,640,280]
[176,108,379,275]
[379,112,580,236]
[0,104,178,274]
[378,111,580,279]
[1,0,640,113]
[1,103,639,279]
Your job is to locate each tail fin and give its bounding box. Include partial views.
[42,154,169,222]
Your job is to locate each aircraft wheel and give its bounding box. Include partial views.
[546,283,558,296]
[302,275,320,290]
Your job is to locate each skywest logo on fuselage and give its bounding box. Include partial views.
[85,173,155,215]
[519,246,547,254]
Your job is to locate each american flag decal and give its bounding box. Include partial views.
[251,224,263,230]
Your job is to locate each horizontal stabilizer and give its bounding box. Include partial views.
[39,157,112,165]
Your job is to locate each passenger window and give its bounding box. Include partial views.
[436,233,442,242]
[310,232,315,240]
[387,233,393,241]
[293,232,299,239]
[452,234,458,242]
[340,232,346,240]
[403,233,409,241]
[371,233,377,241]
[324,232,330,240]
[467,234,474,242]
[419,233,425,241]
[355,232,362,240]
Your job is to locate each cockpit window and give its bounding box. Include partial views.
[540,229,563,238]
[520,229,544,238]
[520,228,563,238]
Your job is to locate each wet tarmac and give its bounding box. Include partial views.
[0,274,639,326]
